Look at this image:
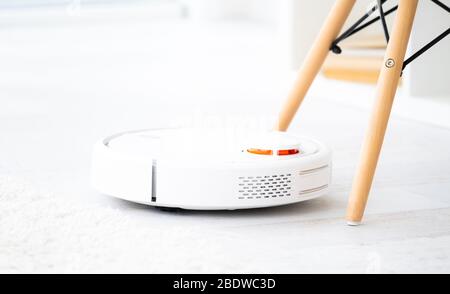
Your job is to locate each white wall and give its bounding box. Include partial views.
[405,0,450,97]
[184,0,450,99]
[278,0,335,70]
[183,0,279,23]
[184,0,251,21]
[184,0,393,69]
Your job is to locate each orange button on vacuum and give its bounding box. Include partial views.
[277,149,299,156]
[247,148,299,156]
[247,148,273,155]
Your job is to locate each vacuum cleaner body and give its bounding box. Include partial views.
[91,128,331,210]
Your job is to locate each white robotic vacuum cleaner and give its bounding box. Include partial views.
[91,128,331,210]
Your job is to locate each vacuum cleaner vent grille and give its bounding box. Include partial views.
[237,174,292,200]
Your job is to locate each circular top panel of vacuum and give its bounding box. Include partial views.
[106,128,235,159]
[105,128,319,163]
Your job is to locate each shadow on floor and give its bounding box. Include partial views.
[104,192,346,220]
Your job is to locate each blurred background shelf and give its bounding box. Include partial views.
[322,35,387,85]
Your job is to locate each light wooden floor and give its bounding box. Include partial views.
[1,19,450,273]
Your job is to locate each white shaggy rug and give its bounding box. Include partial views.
[0,175,247,274]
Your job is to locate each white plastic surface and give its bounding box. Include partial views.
[91,128,332,210]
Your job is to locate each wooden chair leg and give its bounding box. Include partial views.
[276,0,356,131]
[346,0,419,225]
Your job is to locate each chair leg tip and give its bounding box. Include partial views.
[347,220,362,226]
